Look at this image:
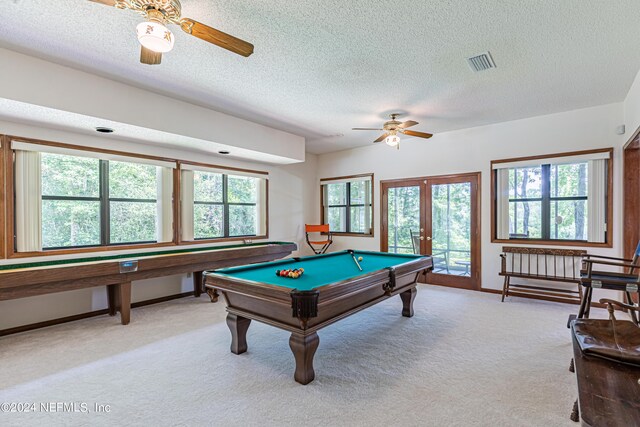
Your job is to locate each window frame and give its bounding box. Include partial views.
[490,148,613,247]
[4,136,269,259]
[31,155,160,251]
[320,173,374,237]
[178,160,269,246]
[192,173,260,240]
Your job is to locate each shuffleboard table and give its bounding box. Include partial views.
[0,242,296,327]
[204,250,433,384]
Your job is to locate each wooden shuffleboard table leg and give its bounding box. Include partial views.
[118,282,132,325]
[107,285,117,317]
[193,271,203,298]
[108,282,132,325]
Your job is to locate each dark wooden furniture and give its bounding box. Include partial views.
[570,298,640,425]
[204,250,433,384]
[0,242,296,326]
[500,247,587,303]
[578,241,640,324]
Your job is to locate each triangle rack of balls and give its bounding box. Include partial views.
[276,268,305,279]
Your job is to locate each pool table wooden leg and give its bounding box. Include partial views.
[400,287,417,317]
[227,313,251,354]
[289,332,320,385]
[207,288,220,303]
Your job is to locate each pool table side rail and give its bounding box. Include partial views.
[203,254,432,299]
[210,249,425,275]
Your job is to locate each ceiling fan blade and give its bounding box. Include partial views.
[140,46,162,65]
[398,120,418,129]
[88,0,117,5]
[180,18,254,57]
[401,129,433,139]
[352,128,384,131]
[374,133,389,143]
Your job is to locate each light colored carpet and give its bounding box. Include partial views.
[0,285,595,427]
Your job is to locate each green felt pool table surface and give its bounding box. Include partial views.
[211,250,426,291]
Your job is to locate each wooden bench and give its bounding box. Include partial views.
[499,246,587,304]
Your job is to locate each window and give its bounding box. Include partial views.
[12,140,175,252]
[492,149,612,245]
[41,153,101,248]
[108,161,158,244]
[321,174,373,235]
[181,165,267,241]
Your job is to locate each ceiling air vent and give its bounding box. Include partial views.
[467,51,496,72]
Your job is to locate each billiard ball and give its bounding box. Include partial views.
[358,256,363,262]
[275,270,280,276]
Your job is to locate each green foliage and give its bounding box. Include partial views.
[42,200,100,248]
[228,176,257,203]
[194,204,224,239]
[194,172,222,202]
[325,181,372,233]
[40,155,263,247]
[431,183,471,266]
[387,186,421,254]
[193,172,259,239]
[109,161,156,200]
[42,153,99,197]
[509,162,588,240]
[110,202,156,243]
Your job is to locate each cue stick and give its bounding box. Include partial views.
[348,250,363,271]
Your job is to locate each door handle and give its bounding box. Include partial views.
[426,236,432,241]
[419,236,424,240]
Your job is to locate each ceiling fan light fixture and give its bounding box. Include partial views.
[136,21,175,53]
[385,134,400,147]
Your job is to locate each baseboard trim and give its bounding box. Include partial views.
[0,291,195,337]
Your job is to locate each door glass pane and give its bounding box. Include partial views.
[387,186,420,254]
[432,183,471,276]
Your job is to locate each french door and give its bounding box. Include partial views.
[381,173,481,290]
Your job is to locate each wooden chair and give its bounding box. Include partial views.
[578,240,640,324]
[410,229,421,255]
[570,298,640,424]
[305,224,332,255]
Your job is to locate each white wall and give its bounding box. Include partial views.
[0,48,305,163]
[316,103,627,294]
[0,120,318,330]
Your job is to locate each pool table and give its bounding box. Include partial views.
[204,250,433,384]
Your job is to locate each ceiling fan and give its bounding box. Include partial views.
[89,0,254,65]
[352,113,433,149]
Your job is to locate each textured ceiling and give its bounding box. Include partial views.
[1,0,640,154]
